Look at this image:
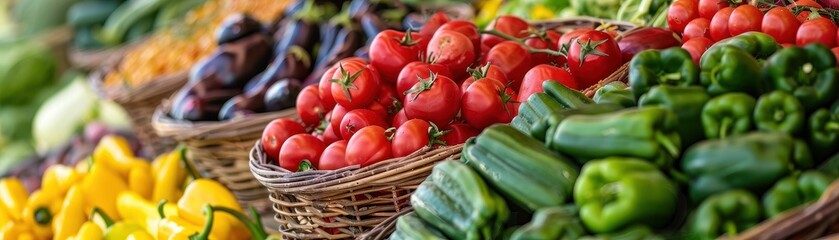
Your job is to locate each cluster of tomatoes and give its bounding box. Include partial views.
[260,14,625,172]
[671,0,839,61]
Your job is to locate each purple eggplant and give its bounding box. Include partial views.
[273,18,319,56]
[188,51,236,93]
[304,25,364,86]
[220,33,274,88]
[265,78,302,112]
[216,13,264,45]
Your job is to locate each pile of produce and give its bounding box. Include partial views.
[474,0,671,27]
[66,0,207,49]
[0,136,272,240]
[388,26,839,239]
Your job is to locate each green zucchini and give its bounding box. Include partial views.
[67,1,122,27]
[543,80,594,109]
[100,0,169,46]
[390,212,449,240]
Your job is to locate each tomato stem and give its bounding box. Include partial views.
[480,29,566,57]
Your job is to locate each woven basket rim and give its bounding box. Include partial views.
[530,16,637,32]
[151,98,298,140]
[88,54,190,105]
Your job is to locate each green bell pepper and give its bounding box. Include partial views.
[753,90,806,135]
[685,189,762,240]
[809,108,839,160]
[593,81,636,108]
[682,132,814,202]
[699,45,762,96]
[639,85,710,147]
[547,107,682,167]
[574,158,678,233]
[701,93,756,139]
[764,44,839,111]
[818,152,839,176]
[628,47,699,99]
[578,225,664,240]
[763,171,835,218]
[711,32,780,59]
[509,206,586,240]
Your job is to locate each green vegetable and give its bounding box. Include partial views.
[593,82,636,108]
[547,107,681,167]
[685,189,762,240]
[13,0,86,36]
[763,171,834,218]
[462,125,579,211]
[808,107,839,160]
[411,160,509,240]
[753,91,805,135]
[509,206,586,240]
[639,85,710,147]
[763,44,839,111]
[570,0,621,20]
[616,0,670,26]
[701,93,756,139]
[818,152,839,176]
[0,142,34,176]
[125,13,156,42]
[711,32,780,59]
[629,48,699,99]
[67,1,122,27]
[682,132,814,202]
[529,103,624,142]
[574,158,678,233]
[513,92,566,134]
[543,80,594,109]
[0,40,57,105]
[389,212,448,240]
[699,45,762,96]
[100,0,170,46]
[155,0,207,29]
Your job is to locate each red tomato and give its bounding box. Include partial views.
[319,140,349,170]
[367,101,389,122]
[788,0,823,22]
[427,30,476,80]
[462,79,518,129]
[683,18,712,43]
[547,30,563,47]
[525,36,556,65]
[518,65,576,103]
[728,5,763,36]
[329,60,380,109]
[317,66,338,109]
[481,15,531,48]
[438,20,481,58]
[832,47,839,67]
[369,30,424,83]
[668,0,700,33]
[392,119,432,157]
[396,61,454,96]
[404,73,461,126]
[278,134,325,171]
[321,123,341,145]
[440,123,479,145]
[762,7,801,44]
[698,0,729,19]
[419,12,450,47]
[392,108,411,127]
[797,17,837,47]
[329,104,348,133]
[710,7,735,41]
[558,28,591,52]
[261,118,306,161]
[682,37,714,65]
[376,85,402,116]
[296,85,327,128]
[340,109,388,140]
[460,63,508,94]
[567,30,623,89]
[346,126,393,166]
[484,41,533,90]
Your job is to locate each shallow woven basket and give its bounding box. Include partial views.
[152,100,296,213]
[89,57,188,157]
[250,141,463,239]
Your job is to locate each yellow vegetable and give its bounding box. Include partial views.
[156,215,212,240]
[0,222,35,240]
[73,221,103,240]
[80,162,128,220]
[0,178,29,221]
[127,230,155,240]
[178,179,247,239]
[117,192,162,235]
[22,189,63,239]
[52,185,86,240]
[129,160,154,200]
[152,149,186,203]
[92,135,137,177]
[41,165,81,196]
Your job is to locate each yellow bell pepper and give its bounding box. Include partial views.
[72,221,103,240]
[52,185,85,240]
[0,222,35,240]
[41,165,81,196]
[75,158,90,175]
[129,160,154,200]
[80,162,128,220]
[22,189,63,239]
[178,179,246,239]
[157,217,206,240]
[0,178,28,221]
[0,206,9,229]
[117,191,164,235]
[92,135,136,177]
[127,230,155,240]
[152,150,186,203]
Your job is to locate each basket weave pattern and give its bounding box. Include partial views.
[250,142,463,239]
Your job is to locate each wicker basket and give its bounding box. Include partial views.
[152,100,296,212]
[250,141,463,239]
[89,57,188,157]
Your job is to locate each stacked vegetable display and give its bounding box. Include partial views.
[389,31,839,239]
[0,136,273,240]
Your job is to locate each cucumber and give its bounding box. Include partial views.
[527,92,566,116]
[125,12,156,42]
[67,1,121,27]
[391,212,448,240]
[100,0,169,46]
[543,80,594,109]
